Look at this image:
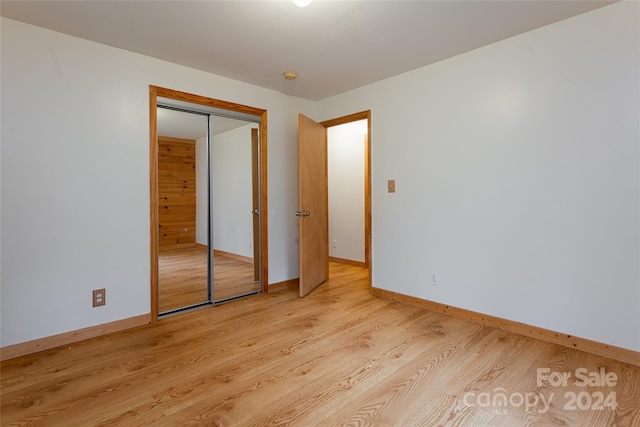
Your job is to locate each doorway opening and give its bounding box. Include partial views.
[322,111,371,285]
[326,119,369,269]
[150,86,268,320]
[296,111,371,297]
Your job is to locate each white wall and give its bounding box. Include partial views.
[328,121,366,262]
[318,2,640,352]
[0,18,314,347]
[211,124,257,258]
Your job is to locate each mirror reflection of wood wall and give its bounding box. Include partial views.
[158,136,196,249]
[157,134,208,314]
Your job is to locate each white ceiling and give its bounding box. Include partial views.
[157,108,208,140]
[1,0,615,101]
[157,108,254,140]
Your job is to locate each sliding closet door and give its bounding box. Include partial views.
[210,117,262,302]
[156,110,263,313]
[157,107,211,314]
[151,87,267,319]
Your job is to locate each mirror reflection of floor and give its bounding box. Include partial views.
[158,245,259,313]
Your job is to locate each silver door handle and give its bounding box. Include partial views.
[252,209,260,215]
[295,211,310,217]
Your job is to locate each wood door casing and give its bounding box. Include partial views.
[298,114,329,297]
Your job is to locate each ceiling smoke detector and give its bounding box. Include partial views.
[283,71,297,80]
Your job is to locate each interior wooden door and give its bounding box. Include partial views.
[298,114,328,297]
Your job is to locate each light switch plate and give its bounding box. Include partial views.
[388,179,396,193]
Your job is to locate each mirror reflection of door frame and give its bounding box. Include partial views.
[149,85,269,321]
[251,128,260,282]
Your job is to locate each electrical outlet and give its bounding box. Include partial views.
[388,179,396,193]
[93,288,106,307]
[430,273,438,286]
[332,240,337,249]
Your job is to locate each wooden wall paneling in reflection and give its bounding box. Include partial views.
[158,136,197,248]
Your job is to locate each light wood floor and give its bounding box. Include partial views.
[159,245,260,313]
[2,264,639,426]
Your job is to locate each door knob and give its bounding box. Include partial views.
[252,209,260,215]
[295,211,311,217]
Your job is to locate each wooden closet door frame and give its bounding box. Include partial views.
[149,85,269,320]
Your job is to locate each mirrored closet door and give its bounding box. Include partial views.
[157,107,210,313]
[155,95,263,317]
